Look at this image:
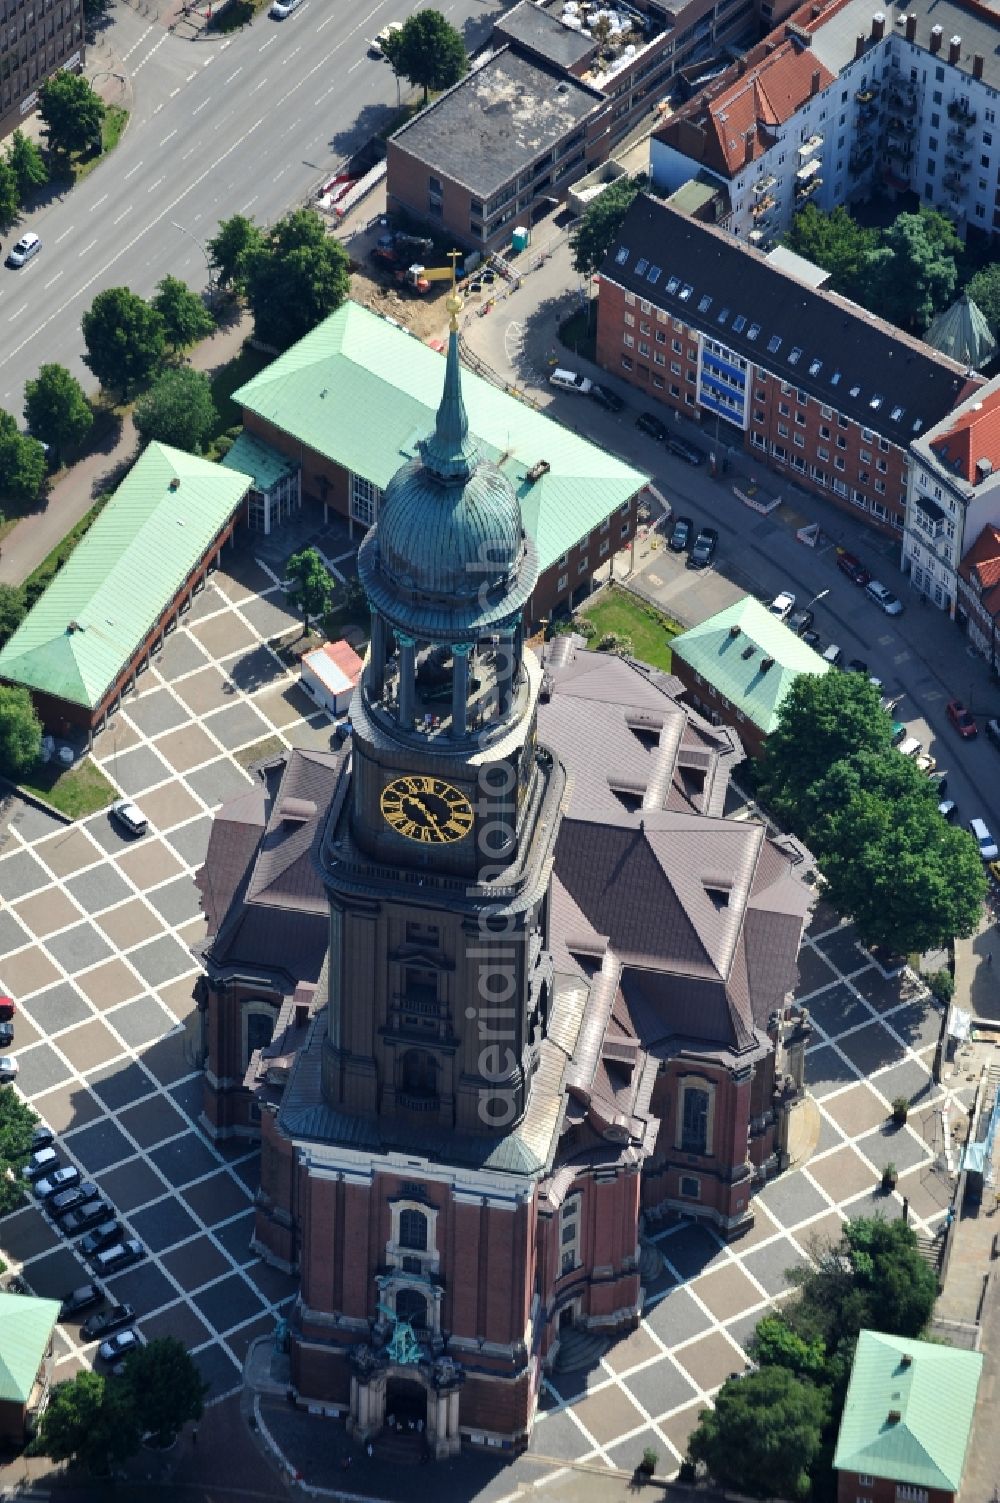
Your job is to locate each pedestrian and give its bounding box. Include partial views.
[366,1442,374,1459]
[989,951,994,967]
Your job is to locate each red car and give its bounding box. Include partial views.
[0,996,14,1023]
[837,552,871,586]
[946,699,978,738]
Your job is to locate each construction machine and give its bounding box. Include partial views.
[394,263,462,296]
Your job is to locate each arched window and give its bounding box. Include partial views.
[399,1209,428,1251]
[681,1086,709,1155]
[242,1001,276,1071]
[395,1288,428,1330]
[401,1049,438,1100]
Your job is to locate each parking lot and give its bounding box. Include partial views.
[0,539,355,1399]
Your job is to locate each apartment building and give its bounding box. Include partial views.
[0,0,86,142]
[956,522,1000,671]
[596,194,973,536]
[903,375,1000,618]
[651,0,1000,248]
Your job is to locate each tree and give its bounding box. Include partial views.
[570,177,643,277]
[0,1087,38,1214]
[864,209,960,330]
[687,1366,827,1499]
[788,1218,938,1353]
[134,367,218,453]
[7,129,48,201]
[0,410,47,504]
[38,70,105,159]
[120,1337,206,1447]
[207,213,264,293]
[0,684,42,779]
[286,546,332,634]
[24,364,93,463]
[0,158,18,231]
[152,275,215,351]
[783,205,877,300]
[750,1316,827,1381]
[82,288,166,397]
[757,670,892,823]
[34,1370,140,1475]
[243,209,350,350]
[965,263,1000,335]
[0,583,26,649]
[382,9,467,102]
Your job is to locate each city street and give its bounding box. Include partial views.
[0,0,502,409]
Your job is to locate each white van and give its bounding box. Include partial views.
[897,736,923,759]
[821,643,843,667]
[549,368,592,395]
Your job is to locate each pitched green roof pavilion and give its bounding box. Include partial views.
[0,443,252,716]
[834,1330,982,1494]
[670,596,828,736]
[0,1291,60,1405]
[232,300,649,574]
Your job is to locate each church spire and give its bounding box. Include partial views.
[419,263,480,483]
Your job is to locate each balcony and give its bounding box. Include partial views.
[944,149,971,172]
[751,194,775,218]
[797,133,824,159]
[752,173,777,196]
[849,146,874,174]
[887,88,916,114]
[795,175,822,201]
[943,170,964,193]
[855,86,879,104]
[795,157,822,183]
[398,1092,439,1112]
[947,127,972,149]
[886,138,913,162]
[947,99,976,125]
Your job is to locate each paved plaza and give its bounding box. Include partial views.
[0,543,969,1476]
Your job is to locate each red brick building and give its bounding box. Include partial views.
[595,194,973,539]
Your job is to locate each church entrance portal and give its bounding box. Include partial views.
[386,1376,426,1430]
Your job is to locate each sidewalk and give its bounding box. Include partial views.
[0,311,253,588]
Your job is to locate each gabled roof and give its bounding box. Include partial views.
[670,597,828,734]
[0,444,252,710]
[0,1292,60,1404]
[924,294,997,373]
[234,301,648,573]
[929,384,1000,485]
[959,522,1000,621]
[834,1330,982,1492]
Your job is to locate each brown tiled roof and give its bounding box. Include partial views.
[959,523,1000,620]
[930,387,1000,484]
[194,784,267,935]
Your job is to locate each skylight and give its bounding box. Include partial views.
[870,395,883,410]
[647,265,662,284]
[732,315,747,333]
[767,335,782,353]
[831,370,841,385]
[666,276,680,294]
[718,307,730,324]
[698,295,712,313]
[747,323,761,341]
[891,405,905,421]
[849,385,861,398]
[679,284,694,301]
[635,257,649,276]
[808,359,822,376]
[789,347,803,365]
[615,247,629,265]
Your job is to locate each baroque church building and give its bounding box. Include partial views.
[195,293,814,1455]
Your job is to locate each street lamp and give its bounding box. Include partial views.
[171,220,214,293]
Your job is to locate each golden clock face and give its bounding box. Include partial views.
[380,775,474,844]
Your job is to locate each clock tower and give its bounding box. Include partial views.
[319,290,562,1137]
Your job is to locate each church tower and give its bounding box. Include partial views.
[319,289,563,1137]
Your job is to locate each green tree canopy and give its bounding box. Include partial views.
[788,1218,939,1353]
[0,410,47,504]
[38,70,105,159]
[864,209,960,330]
[0,583,26,651]
[382,9,467,102]
[757,669,892,822]
[82,287,166,397]
[243,209,350,350]
[120,1337,206,1446]
[0,1087,38,1214]
[749,1316,827,1381]
[286,546,332,634]
[34,1370,141,1475]
[7,129,48,200]
[783,204,878,300]
[24,363,93,463]
[687,1365,828,1499]
[965,262,1000,335]
[207,213,264,293]
[0,158,18,232]
[570,177,643,278]
[0,683,42,779]
[134,367,218,454]
[152,275,215,351]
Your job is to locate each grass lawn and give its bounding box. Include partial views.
[578,588,679,672]
[72,106,130,184]
[21,756,117,820]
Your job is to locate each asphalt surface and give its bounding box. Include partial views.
[0,0,501,410]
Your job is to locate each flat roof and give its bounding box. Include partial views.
[234,301,648,575]
[497,0,594,71]
[810,0,1000,92]
[302,640,362,697]
[0,443,252,710]
[390,45,603,199]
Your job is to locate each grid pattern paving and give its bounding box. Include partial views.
[0,546,355,1400]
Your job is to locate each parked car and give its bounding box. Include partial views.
[846,658,869,675]
[0,1021,12,1049]
[865,580,904,615]
[97,1329,141,1364]
[23,1148,58,1181]
[30,1125,54,1152]
[668,516,693,552]
[987,717,1000,750]
[768,590,796,622]
[80,1221,124,1258]
[787,608,815,637]
[82,1303,136,1341]
[0,996,14,1022]
[969,817,999,861]
[35,1166,81,1200]
[368,20,402,55]
[938,799,958,821]
[946,699,978,738]
[59,1284,102,1320]
[92,1239,145,1276]
[110,799,147,837]
[635,411,668,441]
[549,368,592,395]
[50,1181,99,1219]
[801,628,821,651]
[6,231,41,268]
[837,552,870,586]
[589,384,624,413]
[0,1056,18,1084]
[62,1199,115,1236]
[822,643,844,667]
[269,0,304,15]
[688,527,719,570]
[665,434,705,466]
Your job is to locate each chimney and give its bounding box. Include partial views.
[811,2,821,14]
[948,34,961,66]
[973,53,985,80]
[871,11,885,42]
[729,624,741,638]
[900,1355,913,1369]
[810,67,822,95]
[929,24,942,53]
[737,55,747,75]
[855,32,866,59]
[760,657,775,673]
[887,1410,902,1425]
[976,458,994,484]
[905,12,916,41]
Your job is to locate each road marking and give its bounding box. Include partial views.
[170,87,181,97]
[90,193,108,211]
[44,272,63,289]
[273,165,288,180]
[123,161,143,180]
[192,98,210,114]
[132,31,168,74]
[79,240,98,256]
[121,21,155,60]
[240,195,258,212]
[8,305,26,320]
[161,128,177,145]
[186,70,197,81]
[203,52,215,65]
[146,177,164,194]
[347,58,362,72]
[316,9,335,27]
[254,76,269,91]
[153,103,163,115]
[113,207,131,225]
[181,145,197,160]
[54,226,75,244]
[225,66,242,83]
[258,34,277,50]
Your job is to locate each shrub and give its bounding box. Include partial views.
[924,968,954,1004]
